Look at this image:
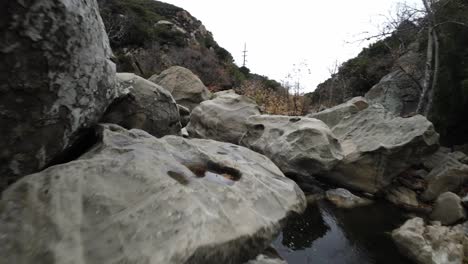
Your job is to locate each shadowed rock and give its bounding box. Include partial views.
[101,73,181,137]
[0,0,119,190]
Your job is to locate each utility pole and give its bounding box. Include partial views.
[242,43,248,67]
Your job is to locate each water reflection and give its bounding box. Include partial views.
[273,201,413,264]
[280,205,330,250]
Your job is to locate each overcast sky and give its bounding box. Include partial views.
[162,0,421,92]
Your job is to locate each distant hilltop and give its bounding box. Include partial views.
[97,0,244,90]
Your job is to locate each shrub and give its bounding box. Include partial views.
[236,80,310,116]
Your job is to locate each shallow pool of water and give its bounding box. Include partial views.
[273,201,413,264]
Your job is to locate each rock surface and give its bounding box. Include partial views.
[149,66,211,110]
[178,104,191,127]
[430,192,466,226]
[308,96,368,128]
[245,254,287,264]
[187,90,261,144]
[392,217,467,264]
[101,73,181,137]
[325,188,373,209]
[385,186,420,209]
[0,124,305,264]
[328,103,439,193]
[0,0,118,190]
[240,115,343,185]
[365,70,421,116]
[421,150,468,201]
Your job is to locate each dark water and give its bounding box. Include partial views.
[273,201,413,264]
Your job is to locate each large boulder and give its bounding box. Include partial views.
[0,0,118,190]
[421,150,468,201]
[187,90,261,144]
[327,104,439,193]
[308,96,369,128]
[430,192,466,226]
[0,124,305,264]
[392,217,467,264]
[240,115,343,186]
[149,66,211,110]
[101,73,181,137]
[365,70,421,116]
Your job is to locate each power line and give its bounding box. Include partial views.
[242,43,248,67]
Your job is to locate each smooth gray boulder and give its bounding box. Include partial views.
[325,188,373,209]
[149,66,211,110]
[308,96,369,128]
[0,124,305,264]
[0,0,118,190]
[392,217,467,264]
[101,73,181,137]
[430,192,466,226]
[187,90,261,144]
[328,104,439,193]
[240,115,343,185]
[365,70,421,116]
[421,150,468,201]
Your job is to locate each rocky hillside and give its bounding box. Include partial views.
[97,0,245,89]
[306,0,468,146]
[2,0,468,263]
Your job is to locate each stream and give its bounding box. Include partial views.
[273,201,413,264]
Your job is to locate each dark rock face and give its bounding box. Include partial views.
[0,0,118,190]
[365,70,421,116]
[102,73,181,137]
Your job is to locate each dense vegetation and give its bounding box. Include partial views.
[429,0,468,145]
[307,0,468,146]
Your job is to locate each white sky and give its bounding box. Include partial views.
[162,0,422,92]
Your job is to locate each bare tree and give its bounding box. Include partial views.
[355,0,468,116]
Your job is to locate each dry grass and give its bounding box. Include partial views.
[235,80,311,116]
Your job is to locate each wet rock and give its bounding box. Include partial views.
[245,247,287,264]
[328,104,439,193]
[0,124,305,264]
[385,186,420,209]
[392,217,467,264]
[325,188,373,209]
[240,115,343,186]
[187,90,261,144]
[101,73,181,137]
[308,96,368,128]
[0,0,118,190]
[430,192,465,226]
[245,254,287,264]
[421,150,468,201]
[149,66,211,110]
